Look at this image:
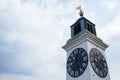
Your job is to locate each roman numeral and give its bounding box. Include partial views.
[67,63,72,68]
[71,71,74,76]
[74,49,78,55]
[83,56,87,61]
[67,67,72,73]
[75,71,79,77]
[82,63,87,67]
[82,51,85,56]
[78,49,81,53]
[79,68,83,73]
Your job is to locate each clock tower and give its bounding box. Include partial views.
[62,7,111,80]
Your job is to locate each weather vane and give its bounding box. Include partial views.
[76,5,84,17]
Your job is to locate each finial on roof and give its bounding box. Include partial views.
[76,5,84,17]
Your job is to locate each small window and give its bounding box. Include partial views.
[74,23,81,36]
[86,22,94,34]
[90,25,93,34]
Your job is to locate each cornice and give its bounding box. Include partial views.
[62,30,108,52]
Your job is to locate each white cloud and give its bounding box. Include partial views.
[0,74,35,80]
[103,1,117,10]
[0,0,71,80]
[109,64,120,80]
[98,14,120,41]
[0,0,6,11]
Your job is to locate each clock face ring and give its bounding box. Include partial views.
[67,48,88,78]
[89,48,108,78]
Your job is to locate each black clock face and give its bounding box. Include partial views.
[89,48,108,78]
[67,48,88,78]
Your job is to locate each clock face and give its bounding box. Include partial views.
[67,48,88,78]
[89,48,108,78]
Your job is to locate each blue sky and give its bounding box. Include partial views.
[0,0,120,80]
